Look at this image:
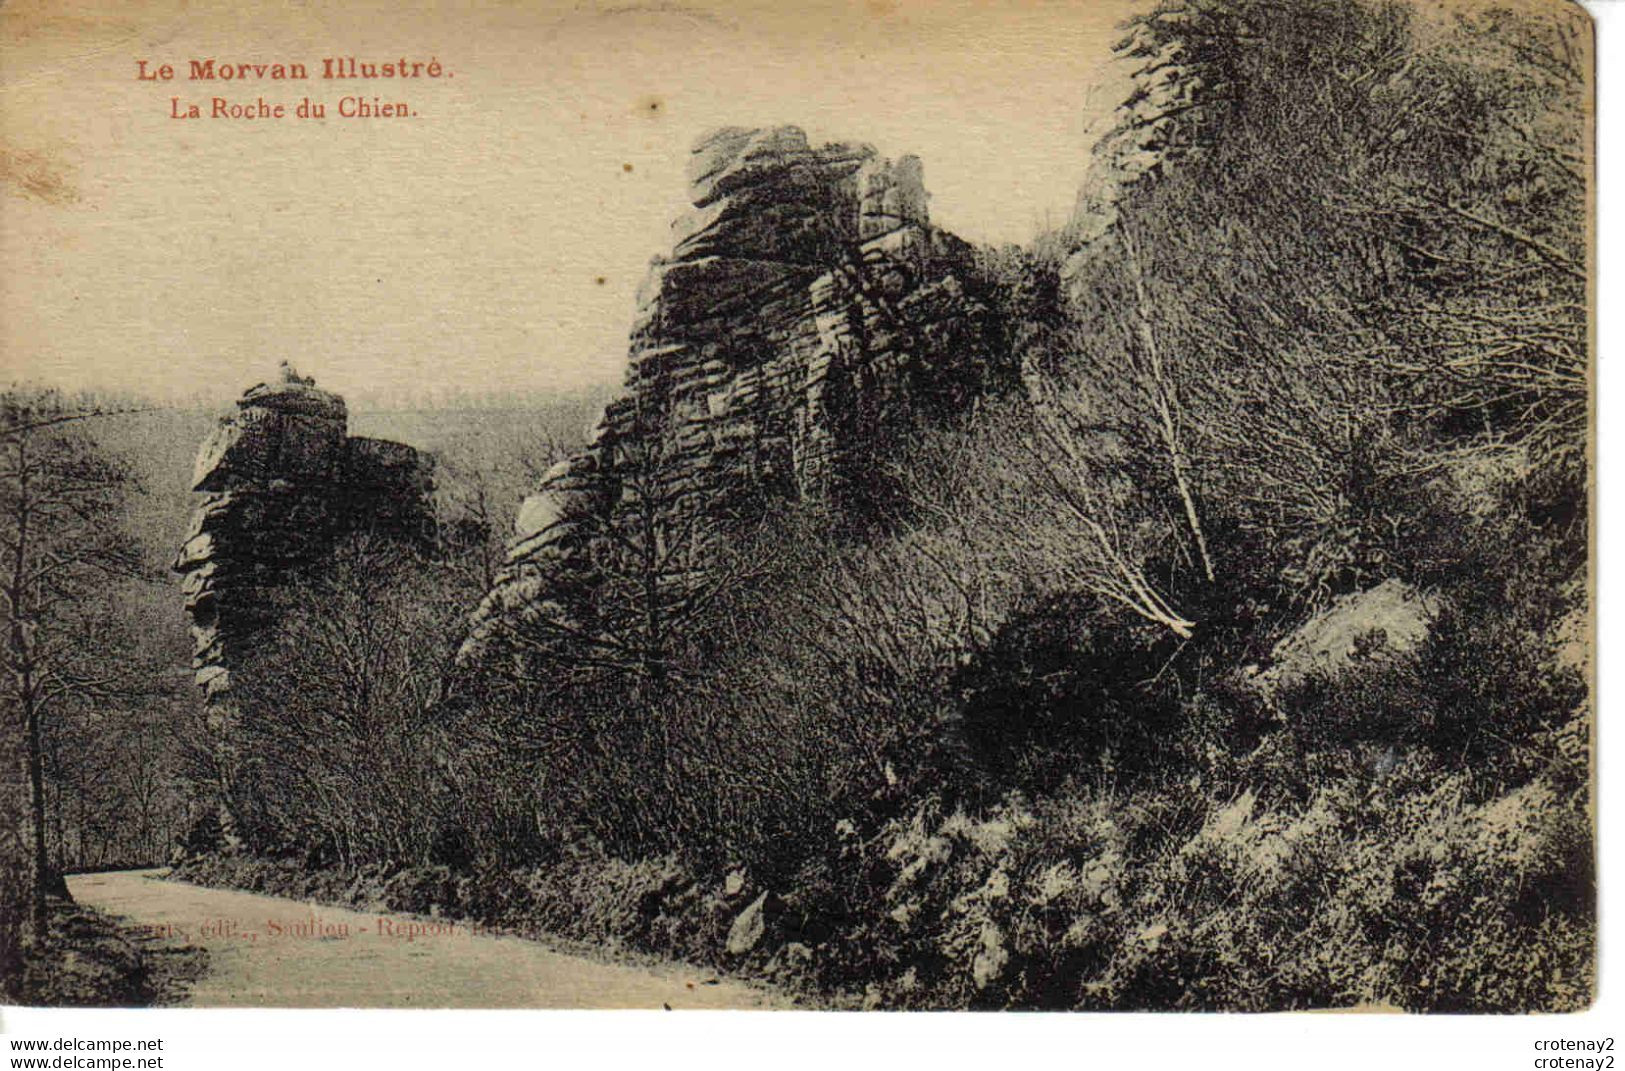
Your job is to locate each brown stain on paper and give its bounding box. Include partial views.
[0,145,79,205]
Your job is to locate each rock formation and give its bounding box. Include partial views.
[1246,578,1439,705]
[462,126,1016,664]
[174,366,434,708]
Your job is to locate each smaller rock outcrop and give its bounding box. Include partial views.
[726,891,777,956]
[175,367,434,705]
[1250,579,1439,702]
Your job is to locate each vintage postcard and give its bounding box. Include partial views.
[0,0,1596,1030]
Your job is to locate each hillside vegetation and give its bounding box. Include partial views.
[154,0,1592,1011]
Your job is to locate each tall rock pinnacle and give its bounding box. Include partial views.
[462,126,1015,668]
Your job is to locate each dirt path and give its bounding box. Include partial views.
[67,869,788,1009]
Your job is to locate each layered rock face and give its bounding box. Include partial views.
[463,126,1013,663]
[175,366,434,706]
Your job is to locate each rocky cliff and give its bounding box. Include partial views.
[174,366,434,709]
[462,126,1016,665]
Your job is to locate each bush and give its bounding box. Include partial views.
[951,594,1184,794]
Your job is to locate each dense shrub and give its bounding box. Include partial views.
[951,595,1184,793]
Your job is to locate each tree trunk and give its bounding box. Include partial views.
[9,432,51,941]
[25,691,50,939]
[1122,225,1216,584]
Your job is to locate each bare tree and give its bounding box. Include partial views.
[486,401,768,697]
[1,391,146,942]
[229,533,464,865]
[1014,336,1198,639]
[436,431,572,594]
[1119,224,1215,582]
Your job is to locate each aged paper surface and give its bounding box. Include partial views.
[0,0,1596,1022]
[1,0,1136,406]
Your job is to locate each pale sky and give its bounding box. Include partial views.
[1,0,1140,409]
